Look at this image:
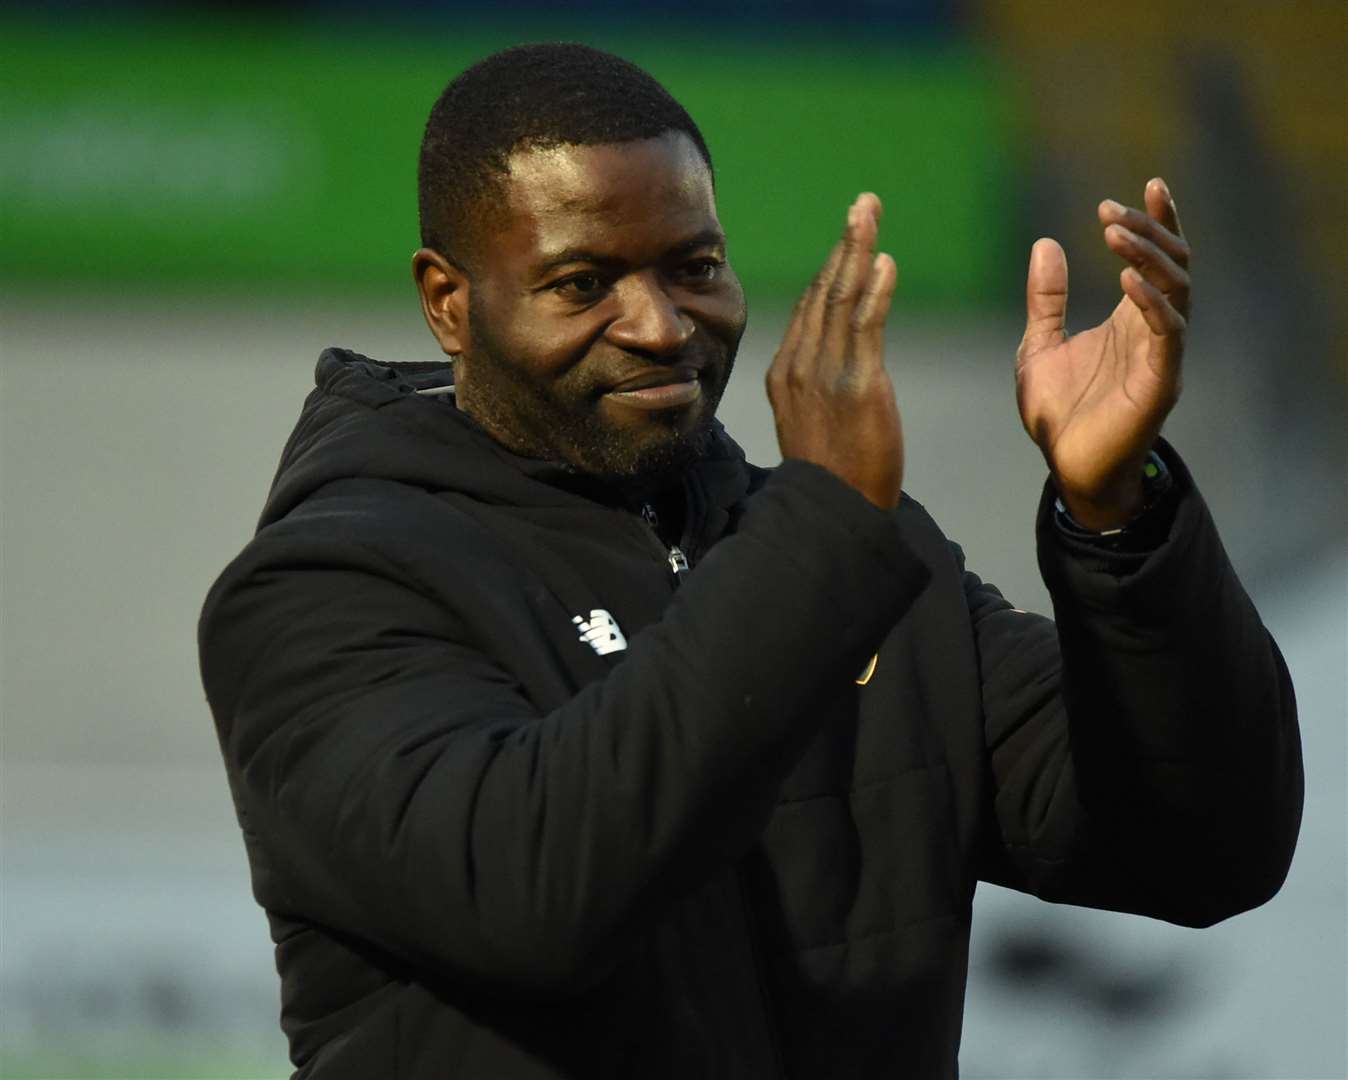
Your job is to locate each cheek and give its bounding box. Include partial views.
[516,321,594,369]
[471,293,592,377]
[697,282,748,348]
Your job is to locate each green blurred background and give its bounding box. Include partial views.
[2,3,1344,1078]
[0,16,1020,304]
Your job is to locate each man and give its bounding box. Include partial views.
[199,43,1303,1078]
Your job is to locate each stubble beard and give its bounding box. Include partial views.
[458,328,735,484]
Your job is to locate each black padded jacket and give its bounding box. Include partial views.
[198,348,1303,1078]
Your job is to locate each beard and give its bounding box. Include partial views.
[457,310,738,484]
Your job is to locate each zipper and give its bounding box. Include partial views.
[641,501,691,585]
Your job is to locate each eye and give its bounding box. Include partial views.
[676,258,724,285]
[552,272,608,300]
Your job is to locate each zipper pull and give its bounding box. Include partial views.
[668,545,690,575]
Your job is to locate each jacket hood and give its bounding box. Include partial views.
[258,347,749,531]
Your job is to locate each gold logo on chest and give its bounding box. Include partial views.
[855,653,879,686]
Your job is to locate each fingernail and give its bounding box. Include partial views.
[1102,199,1124,216]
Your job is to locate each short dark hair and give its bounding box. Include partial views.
[417,43,713,266]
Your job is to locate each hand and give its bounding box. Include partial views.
[1016,178,1191,529]
[768,193,904,510]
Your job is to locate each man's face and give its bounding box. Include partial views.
[453,132,747,481]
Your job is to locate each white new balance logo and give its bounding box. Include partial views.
[572,609,627,656]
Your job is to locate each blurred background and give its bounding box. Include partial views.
[1,1,1344,1077]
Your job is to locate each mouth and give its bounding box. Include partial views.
[604,364,704,411]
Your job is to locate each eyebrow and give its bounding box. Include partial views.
[531,228,727,278]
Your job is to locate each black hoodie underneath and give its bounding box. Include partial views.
[199,348,1302,1078]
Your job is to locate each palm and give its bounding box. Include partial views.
[1015,181,1190,527]
[1018,295,1175,499]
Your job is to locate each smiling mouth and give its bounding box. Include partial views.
[604,366,703,411]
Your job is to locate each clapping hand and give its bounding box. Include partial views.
[1016,178,1191,529]
[768,193,904,510]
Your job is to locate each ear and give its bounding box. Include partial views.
[412,247,471,357]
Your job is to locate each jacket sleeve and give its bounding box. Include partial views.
[200,462,931,995]
[972,445,1303,927]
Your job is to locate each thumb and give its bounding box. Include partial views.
[1021,237,1068,357]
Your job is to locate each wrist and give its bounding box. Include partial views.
[1057,481,1145,532]
[1054,451,1175,544]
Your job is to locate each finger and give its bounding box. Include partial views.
[848,252,898,370]
[770,290,810,374]
[1098,196,1189,268]
[772,233,845,375]
[1103,224,1191,316]
[1121,266,1186,355]
[788,212,854,365]
[820,193,882,370]
[1021,237,1068,359]
[1144,177,1184,240]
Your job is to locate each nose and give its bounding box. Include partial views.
[605,272,693,357]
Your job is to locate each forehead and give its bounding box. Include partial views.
[495,133,718,265]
